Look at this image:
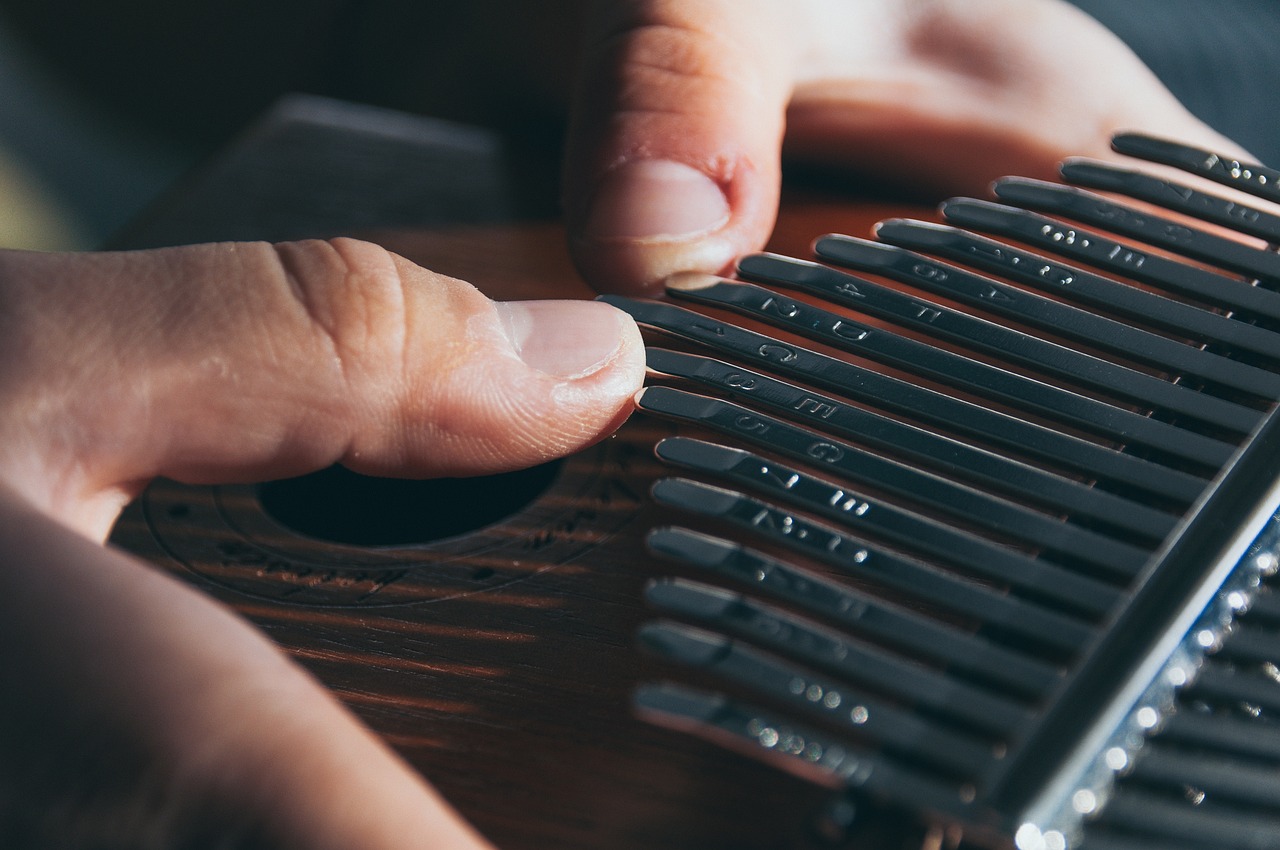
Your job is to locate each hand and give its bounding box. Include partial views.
[0,3,1253,846]
[0,0,1249,297]
[560,0,1248,294]
[0,238,643,848]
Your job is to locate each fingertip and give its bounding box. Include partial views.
[581,160,730,243]
[570,225,742,296]
[481,296,645,458]
[554,298,648,420]
[567,154,780,296]
[343,296,644,479]
[495,298,642,381]
[568,154,748,296]
[663,271,723,292]
[562,3,791,295]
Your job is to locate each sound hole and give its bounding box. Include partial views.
[256,462,561,547]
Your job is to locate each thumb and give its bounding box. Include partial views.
[0,238,644,533]
[563,0,795,295]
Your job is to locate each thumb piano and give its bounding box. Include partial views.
[111,97,1280,850]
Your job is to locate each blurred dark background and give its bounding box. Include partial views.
[0,0,1274,250]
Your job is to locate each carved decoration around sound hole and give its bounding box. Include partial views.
[133,434,658,608]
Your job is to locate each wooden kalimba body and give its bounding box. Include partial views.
[110,97,1280,850]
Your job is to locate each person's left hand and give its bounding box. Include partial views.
[0,238,644,848]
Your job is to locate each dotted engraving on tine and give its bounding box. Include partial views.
[692,321,726,336]
[754,463,800,491]
[1106,244,1146,268]
[760,296,800,318]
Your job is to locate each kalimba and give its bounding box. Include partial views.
[613,133,1280,850]
[110,100,1280,850]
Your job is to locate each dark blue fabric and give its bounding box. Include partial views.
[1069,0,1280,165]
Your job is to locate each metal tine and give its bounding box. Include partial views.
[647,349,1178,541]
[1244,588,1280,626]
[980,402,1280,817]
[1094,788,1280,850]
[632,682,972,814]
[1160,711,1280,764]
[813,233,1280,400]
[1060,158,1280,247]
[993,177,1280,285]
[1185,661,1280,715]
[644,578,1032,736]
[655,440,1084,587]
[739,252,1262,432]
[604,296,1211,500]
[638,387,1153,581]
[650,473,1121,622]
[668,276,1238,467]
[874,219,1280,363]
[1212,622,1280,665]
[1112,133,1280,208]
[647,526,1085,664]
[942,198,1280,324]
[637,621,1001,778]
[660,435,1141,622]
[1127,742,1280,810]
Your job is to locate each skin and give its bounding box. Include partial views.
[0,1,1252,847]
[562,0,1245,293]
[0,240,643,849]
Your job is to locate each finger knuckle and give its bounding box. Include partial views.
[588,15,753,114]
[272,238,410,386]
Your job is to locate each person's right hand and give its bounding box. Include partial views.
[0,0,1249,296]
[559,0,1248,295]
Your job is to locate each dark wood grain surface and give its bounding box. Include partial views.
[108,95,932,850]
